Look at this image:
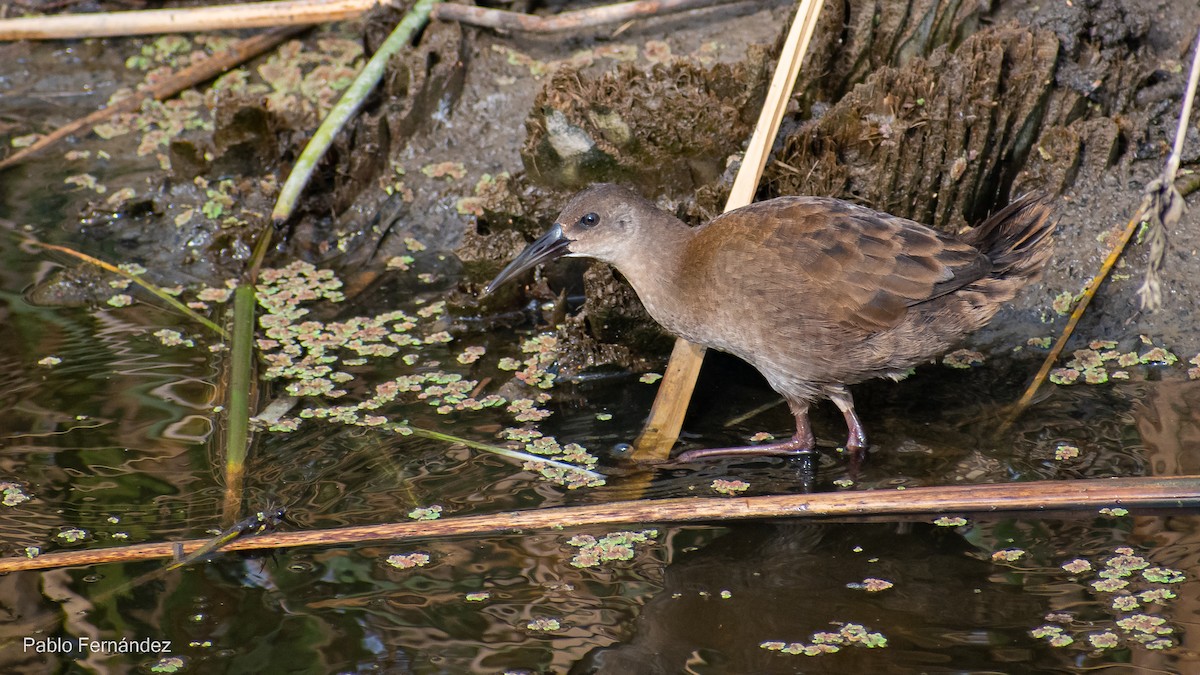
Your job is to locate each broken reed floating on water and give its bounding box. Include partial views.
[3,475,1198,573]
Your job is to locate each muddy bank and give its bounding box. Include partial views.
[4,0,1199,377]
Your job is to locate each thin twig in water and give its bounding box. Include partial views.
[24,239,227,337]
[2,475,1198,573]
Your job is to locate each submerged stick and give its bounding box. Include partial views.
[632,0,823,460]
[5,475,1198,573]
[0,27,302,171]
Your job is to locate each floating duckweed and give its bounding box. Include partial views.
[1139,588,1177,603]
[457,345,486,364]
[386,552,430,569]
[1,482,31,507]
[1115,614,1171,634]
[37,356,61,367]
[595,412,613,421]
[934,516,968,527]
[153,328,194,347]
[528,462,605,489]
[1031,624,1065,640]
[403,237,428,252]
[107,294,133,307]
[748,431,774,442]
[1112,595,1140,611]
[1051,291,1078,314]
[1142,567,1185,584]
[408,505,443,521]
[1139,347,1177,365]
[508,397,552,422]
[416,301,446,318]
[57,528,88,543]
[639,373,663,384]
[848,578,894,592]
[465,591,490,602]
[1099,507,1129,517]
[943,348,984,368]
[526,617,561,632]
[761,623,887,656]
[196,286,234,303]
[268,418,301,432]
[567,529,658,568]
[502,427,541,442]
[711,478,749,495]
[1091,578,1129,592]
[992,549,1025,563]
[1100,353,1132,371]
[65,173,106,193]
[387,255,415,271]
[1105,551,1148,573]
[1049,368,1079,385]
[1061,558,1091,574]
[1055,445,1081,460]
[1088,632,1120,649]
[1027,336,1053,348]
[149,656,186,673]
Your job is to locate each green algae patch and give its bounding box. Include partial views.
[386,552,431,569]
[567,529,659,568]
[761,623,888,656]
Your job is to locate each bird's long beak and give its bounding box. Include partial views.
[482,223,571,296]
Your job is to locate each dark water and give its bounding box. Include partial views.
[2,222,1198,675]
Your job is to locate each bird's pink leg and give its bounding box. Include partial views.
[674,400,815,462]
[828,387,868,460]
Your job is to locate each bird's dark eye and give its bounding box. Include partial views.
[579,212,599,228]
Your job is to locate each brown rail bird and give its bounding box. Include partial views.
[485,185,1055,462]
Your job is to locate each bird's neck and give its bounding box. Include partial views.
[605,213,698,334]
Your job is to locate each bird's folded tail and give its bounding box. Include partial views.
[959,193,1056,284]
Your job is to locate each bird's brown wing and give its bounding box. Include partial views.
[696,197,990,334]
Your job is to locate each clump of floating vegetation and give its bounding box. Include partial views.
[159,258,604,488]
[1029,546,1185,652]
[566,529,659,568]
[761,622,888,656]
[386,552,431,569]
[1049,336,1181,385]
